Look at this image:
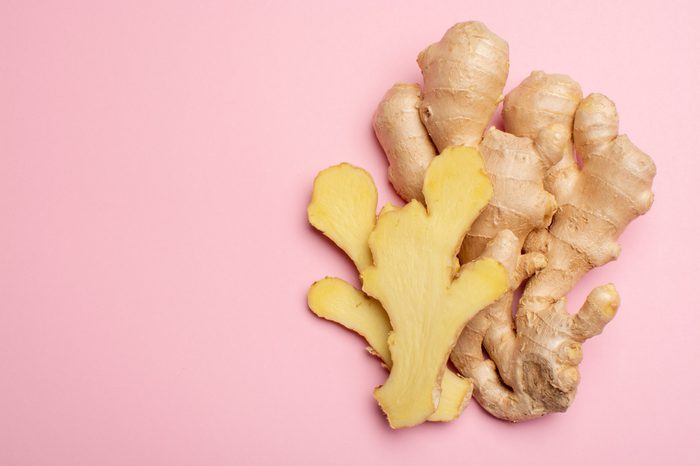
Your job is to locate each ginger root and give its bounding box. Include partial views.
[307,158,502,425]
[477,89,656,420]
[418,22,509,151]
[370,21,656,422]
[309,20,656,426]
[373,21,508,202]
[373,84,436,203]
[455,75,656,421]
[503,71,585,199]
[450,73,588,420]
[460,124,567,262]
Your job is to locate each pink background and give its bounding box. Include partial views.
[2,1,698,465]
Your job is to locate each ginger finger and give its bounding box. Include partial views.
[480,89,656,420]
[373,84,437,203]
[418,22,509,151]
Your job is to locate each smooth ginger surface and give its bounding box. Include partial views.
[361,146,508,428]
[307,278,473,422]
[307,161,477,424]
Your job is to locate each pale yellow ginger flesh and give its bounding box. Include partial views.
[307,161,477,424]
[361,146,508,428]
[308,163,377,271]
[307,278,472,421]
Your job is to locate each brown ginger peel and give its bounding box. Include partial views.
[457,77,655,421]
[373,21,509,202]
[309,20,656,426]
[371,21,656,422]
[373,84,436,203]
[418,22,509,151]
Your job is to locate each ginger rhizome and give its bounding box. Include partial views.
[307,20,655,426]
[307,153,509,427]
[374,84,436,203]
[417,22,509,151]
[456,85,655,420]
[373,21,508,201]
[370,22,656,421]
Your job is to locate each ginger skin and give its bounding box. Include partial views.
[453,76,656,421]
[503,71,585,199]
[371,22,656,421]
[418,22,509,151]
[373,84,437,203]
[460,125,566,263]
[502,91,654,418]
[451,73,586,420]
[373,21,508,202]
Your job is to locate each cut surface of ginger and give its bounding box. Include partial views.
[308,155,496,426]
[359,146,508,428]
[308,277,472,422]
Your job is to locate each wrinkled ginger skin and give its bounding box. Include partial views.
[503,71,583,200]
[459,86,656,421]
[459,126,565,263]
[373,84,437,203]
[452,231,549,420]
[368,22,656,423]
[521,93,656,311]
[451,120,570,421]
[418,21,509,151]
